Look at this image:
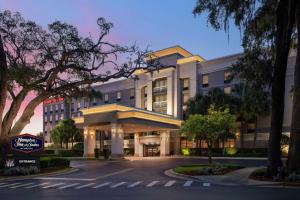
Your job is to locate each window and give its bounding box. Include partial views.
[60,114,64,120]
[182,78,189,90]
[50,105,53,112]
[117,91,121,101]
[55,104,58,111]
[104,94,109,103]
[130,89,135,99]
[55,114,59,121]
[61,103,64,111]
[154,94,167,102]
[144,86,148,97]
[71,103,74,111]
[44,106,48,113]
[224,70,232,84]
[84,100,89,108]
[77,101,81,110]
[49,115,52,122]
[44,116,47,122]
[202,74,209,87]
[153,78,167,93]
[183,93,190,104]
[93,97,97,105]
[224,86,232,94]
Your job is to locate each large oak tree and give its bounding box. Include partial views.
[0,11,158,136]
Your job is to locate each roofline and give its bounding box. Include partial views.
[202,52,243,63]
[146,45,194,59]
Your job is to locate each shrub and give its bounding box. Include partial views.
[4,166,39,176]
[40,157,70,169]
[73,142,83,151]
[103,149,111,160]
[181,148,190,156]
[43,149,55,155]
[58,150,83,157]
[0,136,10,169]
[124,148,134,156]
[94,148,100,158]
[225,147,238,156]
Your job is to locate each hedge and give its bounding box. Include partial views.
[40,157,70,169]
[182,148,268,157]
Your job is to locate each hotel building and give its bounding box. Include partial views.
[42,46,296,157]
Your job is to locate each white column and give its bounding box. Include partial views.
[83,127,96,157]
[147,80,153,111]
[134,133,141,157]
[111,123,124,158]
[160,131,170,156]
[167,73,174,116]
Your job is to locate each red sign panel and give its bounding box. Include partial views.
[43,97,64,105]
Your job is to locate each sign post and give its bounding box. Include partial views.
[10,134,44,169]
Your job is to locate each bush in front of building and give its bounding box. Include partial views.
[124,148,134,156]
[103,149,111,160]
[3,166,40,176]
[181,148,268,157]
[40,157,70,169]
[58,149,83,157]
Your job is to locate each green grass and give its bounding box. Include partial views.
[173,163,243,175]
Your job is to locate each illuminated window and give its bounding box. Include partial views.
[49,115,52,121]
[77,101,81,109]
[224,86,232,94]
[183,93,190,104]
[224,70,232,83]
[61,103,64,110]
[44,106,47,113]
[61,114,64,120]
[117,91,121,100]
[55,114,59,121]
[202,74,209,87]
[55,104,58,110]
[50,105,53,112]
[44,116,47,122]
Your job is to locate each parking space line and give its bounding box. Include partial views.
[42,183,65,189]
[26,182,49,188]
[10,182,35,188]
[75,183,95,189]
[58,183,80,189]
[0,183,21,188]
[164,180,176,187]
[93,182,111,188]
[146,181,159,187]
[110,182,126,188]
[128,181,143,188]
[183,181,193,187]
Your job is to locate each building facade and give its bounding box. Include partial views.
[42,45,296,157]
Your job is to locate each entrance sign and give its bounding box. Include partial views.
[10,134,44,154]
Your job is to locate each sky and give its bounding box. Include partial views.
[0,0,243,134]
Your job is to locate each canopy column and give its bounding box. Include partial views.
[111,123,124,158]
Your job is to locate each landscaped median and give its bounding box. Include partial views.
[172,163,244,176]
[249,167,300,187]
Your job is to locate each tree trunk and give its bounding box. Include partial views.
[268,0,296,176]
[9,94,49,135]
[208,142,212,164]
[287,3,300,173]
[0,35,8,137]
[1,89,29,135]
[253,116,258,148]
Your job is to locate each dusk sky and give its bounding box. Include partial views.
[0,0,243,134]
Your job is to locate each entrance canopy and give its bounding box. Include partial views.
[73,104,182,132]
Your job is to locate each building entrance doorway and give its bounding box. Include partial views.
[143,144,160,157]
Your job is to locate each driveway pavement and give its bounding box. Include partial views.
[0,157,299,200]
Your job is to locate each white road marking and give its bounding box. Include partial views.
[93,182,111,189]
[26,182,49,188]
[183,181,193,187]
[203,183,211,187]
[0,182,21,188]
[164,180,176,187]
[34,177,94,181]
[127,181,143,188]
[146,181,159,187]
[10,182,35,188]
[75,183,95,189]
[0,182,7,186]
[58,183,80,189]
[110,182,126,188]
[94,168,133,180]
[42,183,65,189]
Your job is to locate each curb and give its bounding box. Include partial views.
[0,167,78,182]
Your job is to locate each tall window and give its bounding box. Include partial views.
[49,115,52,122]
[202,74,209,88]
[182,78,189,90]
[77,101,81,110]
[55,104,58,111]
[153,78,167,93]
[130,89,135,99]
[141,86,147,109]
[224,70,232,84]
[61,103,64,111]
[104,94,109,103]
[44,106,48,113]
[50,105,53,112]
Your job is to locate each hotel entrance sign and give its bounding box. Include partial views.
[10,134,44,168]
[11,134,44,154]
